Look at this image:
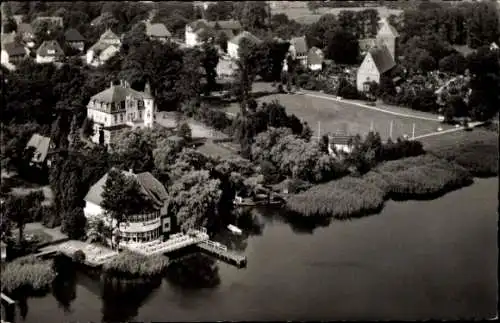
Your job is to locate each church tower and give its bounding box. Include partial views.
[143,81,155,128]
[376,18,399,61]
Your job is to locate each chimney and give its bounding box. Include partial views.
[110,81,114,87]
[129,168,133,174]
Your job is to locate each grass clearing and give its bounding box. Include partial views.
[226,93,453,140]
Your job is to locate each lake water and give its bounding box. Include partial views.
[9,178,499,321]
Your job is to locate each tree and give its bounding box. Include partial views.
[234,38,259,113]
[438,53,467,74]
[215,31,229,52]
[68,115,84,150]
[82,117,94,138]
[201,42,219,94]
[61,207,87,239]
[101,169,154,233]
[255,40,290,82]
[205,1,235,21]
[4,195,33,244]
[109,129,155,173]
[177,122,192,141]
[325,28,359,65]
[239,1,269,33]
[165,170,222,232]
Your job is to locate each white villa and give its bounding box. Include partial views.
[84,169,173,245]
[86,80,156,146]
[185,19,241,48]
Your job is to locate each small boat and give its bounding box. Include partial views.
[227,224,242,235]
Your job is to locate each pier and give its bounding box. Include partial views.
[196,240,247,268]
[0,294,15,306]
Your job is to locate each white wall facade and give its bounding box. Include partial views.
[1,50,9,65]
[308,63,322,71]
[356,53,380,92]
[227,42,239,60]
[35,54,57,64]
[185,28,199,47]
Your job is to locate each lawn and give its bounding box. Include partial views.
[196,141,240,160]
[225,93,453,140]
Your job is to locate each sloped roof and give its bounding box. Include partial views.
[294,15,322,25]
[26,134,51,163]
[1,32,16,45]
[100,29,120,42]
[88,41,115,54]
[210,20,241,30]
[84,170,167,208]
[368,44,395,74]
[290,36,308,54]
[229,31,261,45]
[65,28,85,42]
[90,12,114,26]
[36,40,64,57]
[32,16,63,27]
[145,22,171,38]
[90,83,153,103]
[329,134,355,145]
[17,23,33,35]
[2,42,26,56]
[377,18,399,38]
[307,47,324,65]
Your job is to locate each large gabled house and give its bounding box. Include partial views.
[86,29,121,67]
[83,168,174,246]
[375,18,399,60]
[227,31,262,60]
[25,134,54,169]
[185,19,242,48]
[35,40,65,64]
[307,46,324,71]
[356,44,396,92]
[289,36,308,66]
[65,28,85,52]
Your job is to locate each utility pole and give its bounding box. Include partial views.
[412,123,415,140]
[389,120,393,139]
[370,120,374,132]
[318,121,321,142]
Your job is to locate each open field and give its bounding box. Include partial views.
[196,141,239,159]
[155,112,228,140]
[225,93,453,140]
[316,6,404,19]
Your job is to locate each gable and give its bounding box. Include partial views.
[359,53,379,76]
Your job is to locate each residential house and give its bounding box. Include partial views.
[83,168,174,245]
[86,29,121,67]
[289,36,308,66]
[65,28,85,52]
[144,21,171,43]
[356,44,396,92]
[490,42,499,51]
[227,31,262,60]
[185,19,241,47]
[375,18,399,60]
[35,40,65,64]
[25,134,54,168]
[328,134,356,156]
[12,14,25,25]
[307,46,324,71]
[1,41,29,69]
[86,80,156,146]
[17,23,35,48]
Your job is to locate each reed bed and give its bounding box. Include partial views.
[287,154,474,218]
[1,256,56,294]
[102,251,169,278]
[286,176,387,219]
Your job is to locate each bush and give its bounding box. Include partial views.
[41,205,61,228]
[286,176,387,218]
[103,251,169,278]
[72,249,86,263]
[1,257,56,294]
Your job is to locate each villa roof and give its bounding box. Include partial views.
[84,170,167,208]
[368,44,395,74]
[229,31,261,45]
[90,83,153,103]
[36,40,64,57]
[290,36,308,54]
[88,41,115,54]
[65,28,85,42]
[2,42,26,57]
[26,134,51,163]
[145,22,171,38]
[329,134,355,145]
[377,19,399,38]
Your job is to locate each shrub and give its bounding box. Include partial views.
[103,251,169,278]
[1,257,56,294]
[286,176,387,218]
[72,249,86,263]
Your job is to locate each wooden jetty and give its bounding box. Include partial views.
[0,293,15,306]
[196,240,247,268]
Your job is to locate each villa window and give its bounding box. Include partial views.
[139,111,142,119]
[120,114,124,122]
[114,115,117,123]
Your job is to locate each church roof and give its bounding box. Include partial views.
[368,44,395,74]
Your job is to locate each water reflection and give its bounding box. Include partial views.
[166,253,220,289]
[52,254,77,312]
[214,208,266,252]
[259,207,333,234]
[100,275,161,323]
